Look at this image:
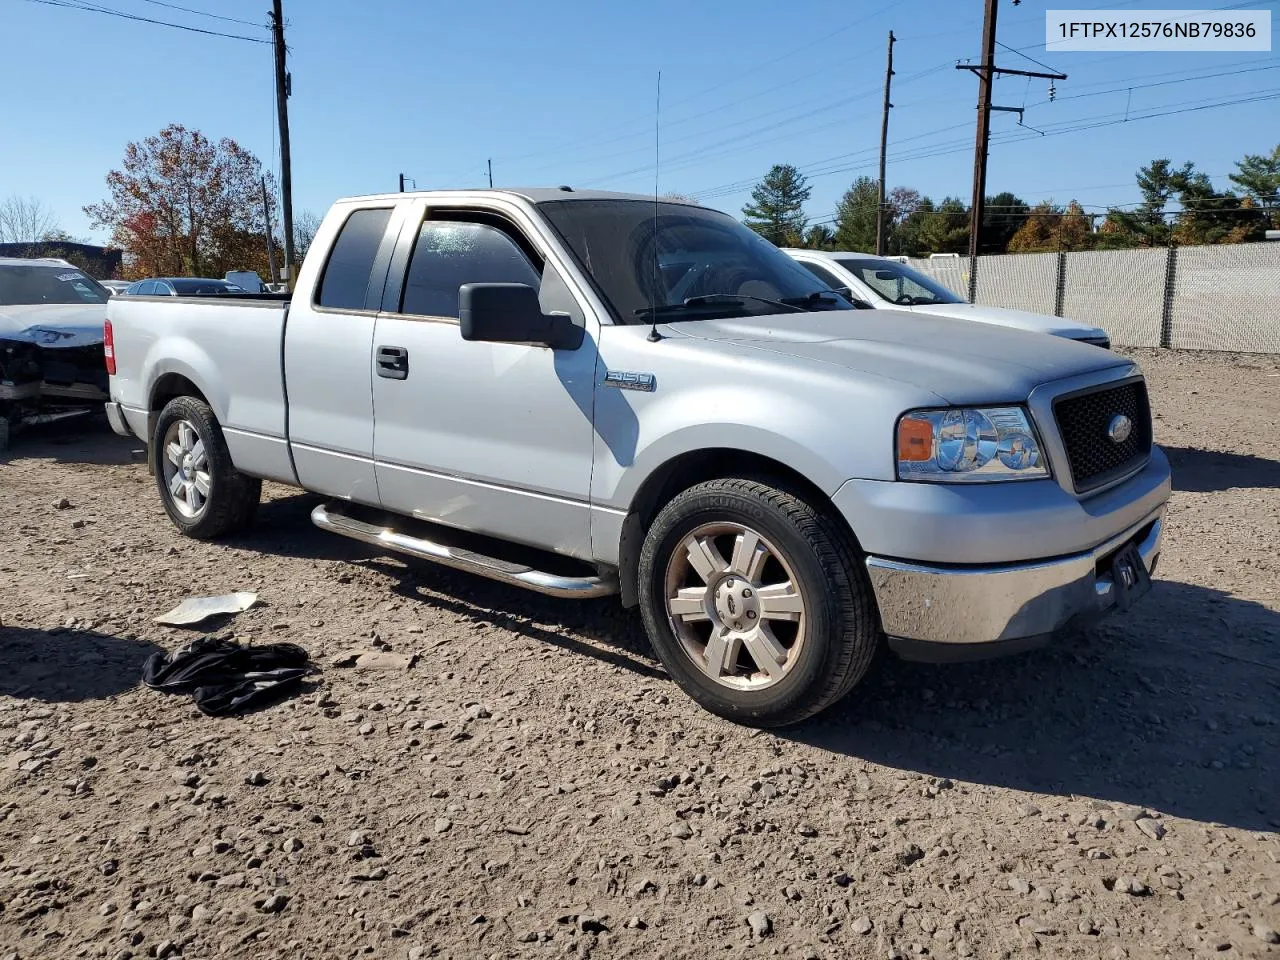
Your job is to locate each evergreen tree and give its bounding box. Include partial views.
[914,197,970,254]
[983,192,1030,253]
[1173,172,1257,244]
[802,223,835,250]
[742,164,811,246]
[1228,144,1279,222]
[1107,159,1192,246]
[833,176,880,252]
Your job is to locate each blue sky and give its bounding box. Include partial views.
[2,0,1276,243]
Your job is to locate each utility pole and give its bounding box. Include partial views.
[875,30,896,257]
[487,158,493,188]
[399,173,405,193]
[260,175,279,286]
[270,0,295,287]
[958,0,1066,288]
[966,0,998,266]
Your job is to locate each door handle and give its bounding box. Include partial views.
[377,345,408,380]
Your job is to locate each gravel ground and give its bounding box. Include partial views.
[1,348,1278,960]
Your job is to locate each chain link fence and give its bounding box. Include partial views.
[907,240,1280,353]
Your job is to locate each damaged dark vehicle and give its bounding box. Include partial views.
[0,257,110,451]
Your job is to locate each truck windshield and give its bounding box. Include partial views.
[835,258,963,307]
[0,264,110,306]
[538,199,852,323]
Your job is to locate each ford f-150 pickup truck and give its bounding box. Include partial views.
[105,188,1170,727]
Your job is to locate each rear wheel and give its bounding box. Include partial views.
[152,396,260,539]
[638,477,879,727]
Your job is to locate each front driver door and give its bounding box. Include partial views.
[370,201,599,559]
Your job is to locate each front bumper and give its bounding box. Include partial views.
[865,507,1163,660]
[1,338,108,406]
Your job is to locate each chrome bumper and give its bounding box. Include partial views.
[104,401,132,438]
[865,507,1163,655]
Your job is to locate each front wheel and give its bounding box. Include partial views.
[152,396,260,539]
[638,478,880,727]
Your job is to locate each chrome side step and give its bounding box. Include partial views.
[311,503,619,600]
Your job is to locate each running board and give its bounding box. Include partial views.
[310,503,619,600]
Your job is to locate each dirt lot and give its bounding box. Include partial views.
[1,348,1278,960]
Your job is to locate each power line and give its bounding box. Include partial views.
[485,1,915,172]
[691,122,980,201]
[472,0,1273,193]
[16,0,270,42]
[133,0,263,28]
[694,90,1278,211]
[492,40,892,172]
[1033,55,1278,94]
[1022,62,1280,108]
[660,0,911,113]
[994,39,1064,77]
[514,75,887,180]
[691,57,1280,189]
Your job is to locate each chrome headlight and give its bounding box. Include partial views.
[897,406,1048,482]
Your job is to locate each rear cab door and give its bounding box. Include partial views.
[284,201,408,504]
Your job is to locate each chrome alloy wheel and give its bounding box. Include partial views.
[663,522,808,690]
[161,419,211,519]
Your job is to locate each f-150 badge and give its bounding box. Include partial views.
[603,371,656,392]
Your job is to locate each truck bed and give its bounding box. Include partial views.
[107,292,296,484]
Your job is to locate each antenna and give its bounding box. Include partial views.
[647,70,663,343]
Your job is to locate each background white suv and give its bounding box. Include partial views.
[783,249,1111,348]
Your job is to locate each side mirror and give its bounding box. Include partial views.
[458,283,583,350]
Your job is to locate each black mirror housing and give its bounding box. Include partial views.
[459,283,583,350]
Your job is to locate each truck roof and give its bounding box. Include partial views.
[334,187,701,206]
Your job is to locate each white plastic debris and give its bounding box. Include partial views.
[154,592,258,626]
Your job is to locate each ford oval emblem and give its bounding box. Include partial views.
[1107,414,1133,444]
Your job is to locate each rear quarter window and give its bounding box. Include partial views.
[317,208,394,311]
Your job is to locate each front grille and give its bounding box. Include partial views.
[1053,379,1152,493]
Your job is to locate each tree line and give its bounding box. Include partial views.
[742,145,1280,256]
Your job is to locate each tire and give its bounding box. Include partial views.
[0,414,10,454]
[152,396,260,539]
[638,477,879,727]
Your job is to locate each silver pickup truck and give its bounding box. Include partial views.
[105,188,1171,727]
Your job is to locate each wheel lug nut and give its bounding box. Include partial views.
[725,578,735,588]
[742,588,752,598]
[747,611,757,620]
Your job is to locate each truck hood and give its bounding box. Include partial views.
[907,301,1108,340]
[668,310,1131,405]
[0,303,107,350]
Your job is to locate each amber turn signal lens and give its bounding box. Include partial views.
[897,416,934,462]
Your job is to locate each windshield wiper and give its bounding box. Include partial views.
[634,293,807,319]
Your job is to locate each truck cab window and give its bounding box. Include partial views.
[317,207,393,311]
[400,220,541,319]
